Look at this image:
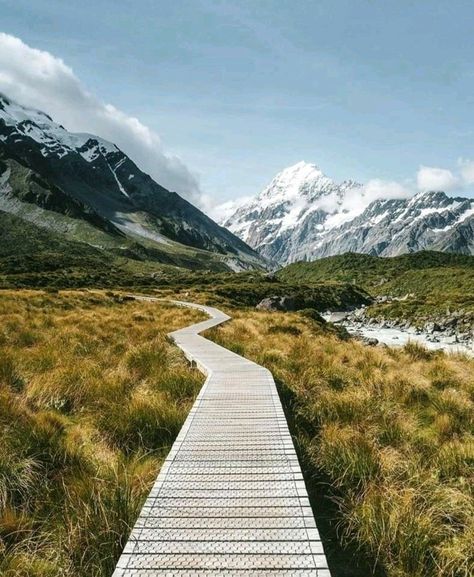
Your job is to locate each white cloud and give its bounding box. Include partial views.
[347,179,411,211]
[324,179,413,228]
[0,33,202,203]
[416,165,459,192]
[206,196,254,224]
[458,158,474,185]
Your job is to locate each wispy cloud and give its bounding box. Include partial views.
[206,195,254,223]
[458,158,474,185]
[416,165,460,192]
[0,33,203,204]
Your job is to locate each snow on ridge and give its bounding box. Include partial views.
[432,205,474,233]
[1,93,119,161]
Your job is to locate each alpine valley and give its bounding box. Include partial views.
[223,161,474,264]
[0,93,265,276]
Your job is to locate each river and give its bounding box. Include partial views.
[323,313,474,357]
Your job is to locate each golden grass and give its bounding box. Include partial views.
[208,310,474,577]
[0,290,205,576]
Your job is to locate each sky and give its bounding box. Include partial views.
[0,0,473,219]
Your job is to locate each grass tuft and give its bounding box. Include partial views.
[0,290,204,576]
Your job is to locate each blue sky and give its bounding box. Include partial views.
[1,0,473,209]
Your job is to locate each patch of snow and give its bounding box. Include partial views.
[114,157,126,170]
[432,205,474,232]
[80,146,100,162]
[112,214,171,245]
[106,160,129,198]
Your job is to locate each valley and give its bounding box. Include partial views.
[1,92,473,577]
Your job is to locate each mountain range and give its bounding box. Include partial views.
[0,93,264,272]
[223,161,474,264]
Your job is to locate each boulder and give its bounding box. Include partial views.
[424,321,441,334]
[256,296,298,312]
[361,337,379,346]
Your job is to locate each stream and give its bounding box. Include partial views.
[323,312,474,357]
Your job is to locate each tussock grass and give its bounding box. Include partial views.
[209,310,474,577]
[0,290,204,576]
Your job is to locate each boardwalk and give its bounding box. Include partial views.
[113,301,331,576]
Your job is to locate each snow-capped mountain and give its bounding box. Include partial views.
[0,93,264,270]
[223,161,474,263]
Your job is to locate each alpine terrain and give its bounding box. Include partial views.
[0,93,264,272]
[223,161,474,263]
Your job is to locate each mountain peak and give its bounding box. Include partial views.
[0,92,54,126]
[224,161,474,263]
[257,161,332,207]
[268,161,325,187]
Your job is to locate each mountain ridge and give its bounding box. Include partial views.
[0,93,265,272]
[223,161,474,263]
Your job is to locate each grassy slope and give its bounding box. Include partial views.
[278,251,474,321]
[208,310,474,577]
[278,251,474,294]
[0,291,205,576]
[0,210,237,289]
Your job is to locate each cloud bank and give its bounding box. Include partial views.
[0,33,202,203]
[458,159,474,185]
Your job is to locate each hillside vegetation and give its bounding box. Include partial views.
[208,310,474,577]
[0,226,372,313]
[0,210,244,289]
[278,251,474,323]
[155,270,371,311]
[0,291,204,577]
[278,251,474,295]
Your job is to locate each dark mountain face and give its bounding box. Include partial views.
[0,93,265,270]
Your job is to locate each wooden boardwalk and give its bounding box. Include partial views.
[113,301,331,576]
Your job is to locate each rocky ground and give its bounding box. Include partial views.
[256,293,474,353]
[359,296,472,340]
[339,299,474,351]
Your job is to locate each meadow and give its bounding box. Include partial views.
[208,310,474,577]
[1,288,473,577]
[0,290,204,577]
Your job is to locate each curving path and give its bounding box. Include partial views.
[113,300,331,576]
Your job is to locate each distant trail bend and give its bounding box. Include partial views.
[113,299,331,576]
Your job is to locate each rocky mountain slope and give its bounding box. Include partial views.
[0,93,264,272]
[223,161,474,263]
